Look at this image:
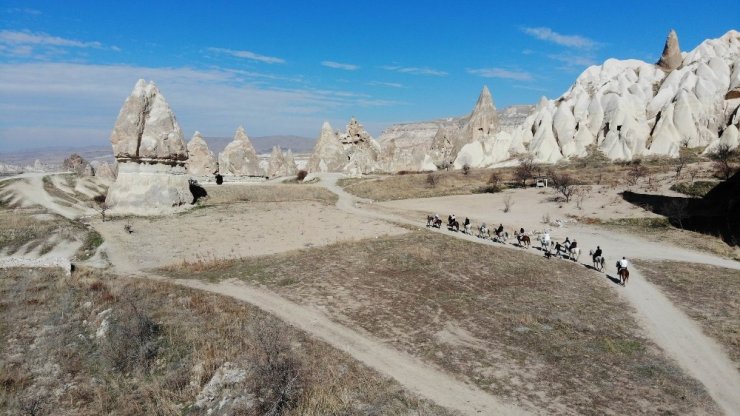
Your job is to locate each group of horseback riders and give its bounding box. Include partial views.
[426,213,631,286]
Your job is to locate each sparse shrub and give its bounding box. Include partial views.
[626,160,648,186]
[296,170,308,182]
[252,317,303,416]
[574,186,592,210]
[669,181,718,198]
[541,213,551,224]
[503,195,514,213]
[462,164,471,176]
[101,302,160,373]
[709,144,736,180]
[426,173,437,188]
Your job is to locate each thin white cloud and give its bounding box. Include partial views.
[381,65,447,76]
[206,47,285,64]
[522,27,599,49]
[6,8,42,15]
[467,68,533,81]
[321,60,359,71]
[0,30,108,49]
[368,81,404,88]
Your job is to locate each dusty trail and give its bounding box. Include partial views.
[318,173,740,415]
[171,277,528,416]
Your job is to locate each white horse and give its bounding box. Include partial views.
[463,223,472,235]
[568,247,581,261]
[478,225,489,239]
[589,250,605,271]
[492,230,509,244]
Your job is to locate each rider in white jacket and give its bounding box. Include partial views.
[617,257,629,271]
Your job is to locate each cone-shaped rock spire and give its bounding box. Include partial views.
[657,29,682,71]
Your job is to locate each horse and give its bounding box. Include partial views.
[462,222,472,235]
[426,215,442,228]
[478,225,489,239]
[447,219,460,232]
[568,247,581,262]
[515,232,530,248]
[589,250,605,271]
[617,266,630,286]
[492,231,509,244]
[539,236,551,251]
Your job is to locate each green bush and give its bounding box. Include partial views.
[669,181,718,198]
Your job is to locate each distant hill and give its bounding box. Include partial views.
[0,135,316,168]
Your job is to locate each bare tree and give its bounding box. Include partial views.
[709,144,736,180]
[487,171,501,192]
[687,167,699,183]
[549,170,578,203]
[626,160,648,186]
[503,195,514,213]
[514,154,535,187]
[574,186,592,210]
[664,199,690,229]
[90,194,109,221]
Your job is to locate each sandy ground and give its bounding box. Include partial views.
[4,171,740,415]
[96,200,405,273]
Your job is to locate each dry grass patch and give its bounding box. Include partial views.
[0,267,450,416]
[582,217,740,261]
[165,232,718,415]
[634,260,740,370]
[202,184,337,206]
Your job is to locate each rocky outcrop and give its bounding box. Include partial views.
[341,118,381,174]
[63,154,94,176]
[267,146,298,178]
[92,161,117,180]
[218,126,263,176]
[105,80,192,215]
[502,30,740,164]
[307,122,346,172]
[657,29,683,71]
[460,85,500,142]
[0,162,22,174]
[306,118,381,174]
[186,131,218,176]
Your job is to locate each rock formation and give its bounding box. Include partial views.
[657,29,683,71]
[105,80,192,215]
[460,85,500,141]
[307,122,345,172]
[481,29,740,165]
[307,118,382,174]
[267,146,298,178]
[341,118,382,174]
[92,161,117,180]
[63,153,94,176]
[186,131,219,176]
[218,126,263,176]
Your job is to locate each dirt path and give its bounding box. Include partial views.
[318,173,740,416]
[169,277,528,416]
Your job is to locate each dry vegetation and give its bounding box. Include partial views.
[202,184,338,206]
[634,260,740,370]
[579,217,740,261]
[163,232,718,415]
[339,156,692,202]
[0,267,449,416]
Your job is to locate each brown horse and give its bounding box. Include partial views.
[618,268,630,286]
[516,233,530,248]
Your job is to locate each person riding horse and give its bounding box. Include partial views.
[495,224,504,237]
[592,246,602,263]
[463,217,472,234]
[563,237,571,250]
[617,256,629,274]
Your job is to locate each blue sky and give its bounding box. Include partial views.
[0,0,738,151]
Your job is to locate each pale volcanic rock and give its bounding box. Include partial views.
[63,153,94,176]
[218,126,264,176]
[307,118,381,174]
[92,161,117,180]
[110,79,187,162]
[460,85,500,142]
[307,122,346,172]
[186,131,219,176]
[657,29,683,71]
[517,30,740,163]
[267,146,298,178]
[105,80,191,215]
